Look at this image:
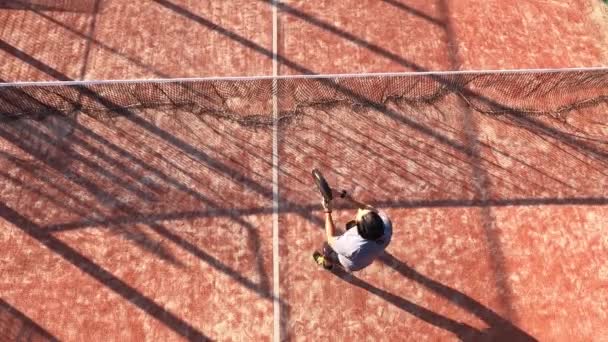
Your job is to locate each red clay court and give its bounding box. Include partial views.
[1,1,608,341]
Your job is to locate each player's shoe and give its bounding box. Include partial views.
[313,251,333,270]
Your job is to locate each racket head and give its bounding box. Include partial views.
[311,168,333,201]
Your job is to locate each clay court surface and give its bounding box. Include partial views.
[1,1,608,341]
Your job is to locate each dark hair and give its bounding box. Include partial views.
[357,211,384,240]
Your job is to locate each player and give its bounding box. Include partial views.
[313,191,392,272]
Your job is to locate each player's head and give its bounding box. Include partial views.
[355,209,384,240]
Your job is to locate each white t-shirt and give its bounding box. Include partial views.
[331,211,392,272]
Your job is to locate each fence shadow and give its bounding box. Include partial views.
[0,202,209,341]
[0,41,284,339]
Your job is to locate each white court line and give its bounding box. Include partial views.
[272,1,280,342]
[1,66,607,87]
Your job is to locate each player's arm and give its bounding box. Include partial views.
[337,190,376,212]
[322,199,339,245]
[325,212,338,246]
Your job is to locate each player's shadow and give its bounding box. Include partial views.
[329,252,537,342]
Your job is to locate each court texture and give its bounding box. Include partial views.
[1,1,608,341]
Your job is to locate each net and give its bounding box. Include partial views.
[0,68,607,229]
[0,78,276,127]
[1,69,607,128]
